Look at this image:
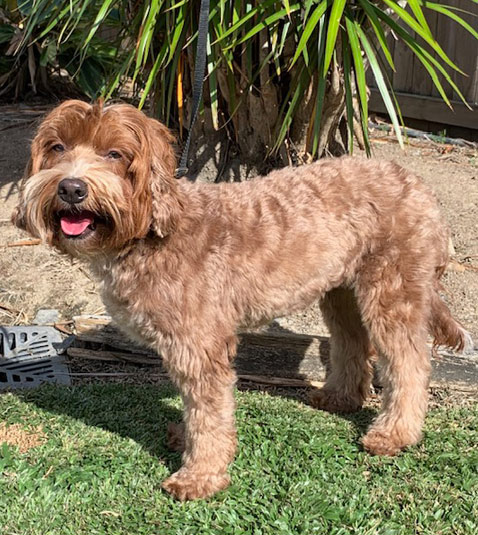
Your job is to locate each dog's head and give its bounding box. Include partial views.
[12,100,182,257]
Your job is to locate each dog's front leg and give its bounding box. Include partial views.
[161,340,238,501]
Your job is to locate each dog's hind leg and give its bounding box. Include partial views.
[161,334,238,501]
[356,258,432,456]
[310,287,374,413]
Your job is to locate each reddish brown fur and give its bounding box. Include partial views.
[13,100,470,500]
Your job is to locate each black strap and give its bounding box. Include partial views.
[176,0,210,180]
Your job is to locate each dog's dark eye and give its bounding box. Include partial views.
[52,144,65,153]
[107,150,122,160]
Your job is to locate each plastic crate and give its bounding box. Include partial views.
[0,326,71,389]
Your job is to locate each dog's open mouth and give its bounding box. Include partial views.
[59,210,97,239]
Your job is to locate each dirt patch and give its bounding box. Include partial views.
[0,107,477,343]
[0,422,46,453]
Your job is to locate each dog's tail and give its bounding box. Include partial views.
[429,289,473,353]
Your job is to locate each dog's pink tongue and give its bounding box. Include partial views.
[60,212,94,236]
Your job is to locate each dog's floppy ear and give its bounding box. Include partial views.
[146,118,184,238]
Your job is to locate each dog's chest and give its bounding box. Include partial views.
[93,258,174,353]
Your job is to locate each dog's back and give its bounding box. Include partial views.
[179,156,470,351]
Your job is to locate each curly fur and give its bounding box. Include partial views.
[13,100,470,500]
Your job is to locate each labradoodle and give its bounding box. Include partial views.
[12,100,470,500]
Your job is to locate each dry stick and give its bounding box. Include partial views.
[238,374,324,389]
[73,315,111,328]
[4,239,42,247]
[0,302,20,314]
[42,466,54,479]
[77,265,95,282]
[53,322,74,335]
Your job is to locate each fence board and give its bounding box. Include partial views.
[390,31,414,93]
[369,88,478,129]
[369,0,478,128]
[451,0,478,103]
[430,1,456,101]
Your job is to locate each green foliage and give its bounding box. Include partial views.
[0,0,121,98]
[2,1,478,158]
[0,384,477,534]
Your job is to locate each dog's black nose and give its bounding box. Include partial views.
[57,178,88,204]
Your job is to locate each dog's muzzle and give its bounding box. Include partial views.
[58,178,88,204]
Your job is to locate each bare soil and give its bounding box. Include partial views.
[0,422,46,453]
[1,106,477,344]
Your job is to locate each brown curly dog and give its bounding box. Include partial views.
[13,100,470,500]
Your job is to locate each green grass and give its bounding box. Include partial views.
[0,384,477,535]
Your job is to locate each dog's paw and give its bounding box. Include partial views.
[166,422,185,452]
[361,429,411,456]
[162,469,230,501]
[309,388,362,413]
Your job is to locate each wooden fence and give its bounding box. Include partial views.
[368,0,478,132]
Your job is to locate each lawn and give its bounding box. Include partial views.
[0,384,476,535]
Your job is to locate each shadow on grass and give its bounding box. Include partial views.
[9,315,381,466]
[237,381,378,444]
[11,378,379,471]
[13,382,184,473]
[237,320,379,444]
[340,408,377,439]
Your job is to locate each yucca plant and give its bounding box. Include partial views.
[5,1,478,166]
[0,0,121,99]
